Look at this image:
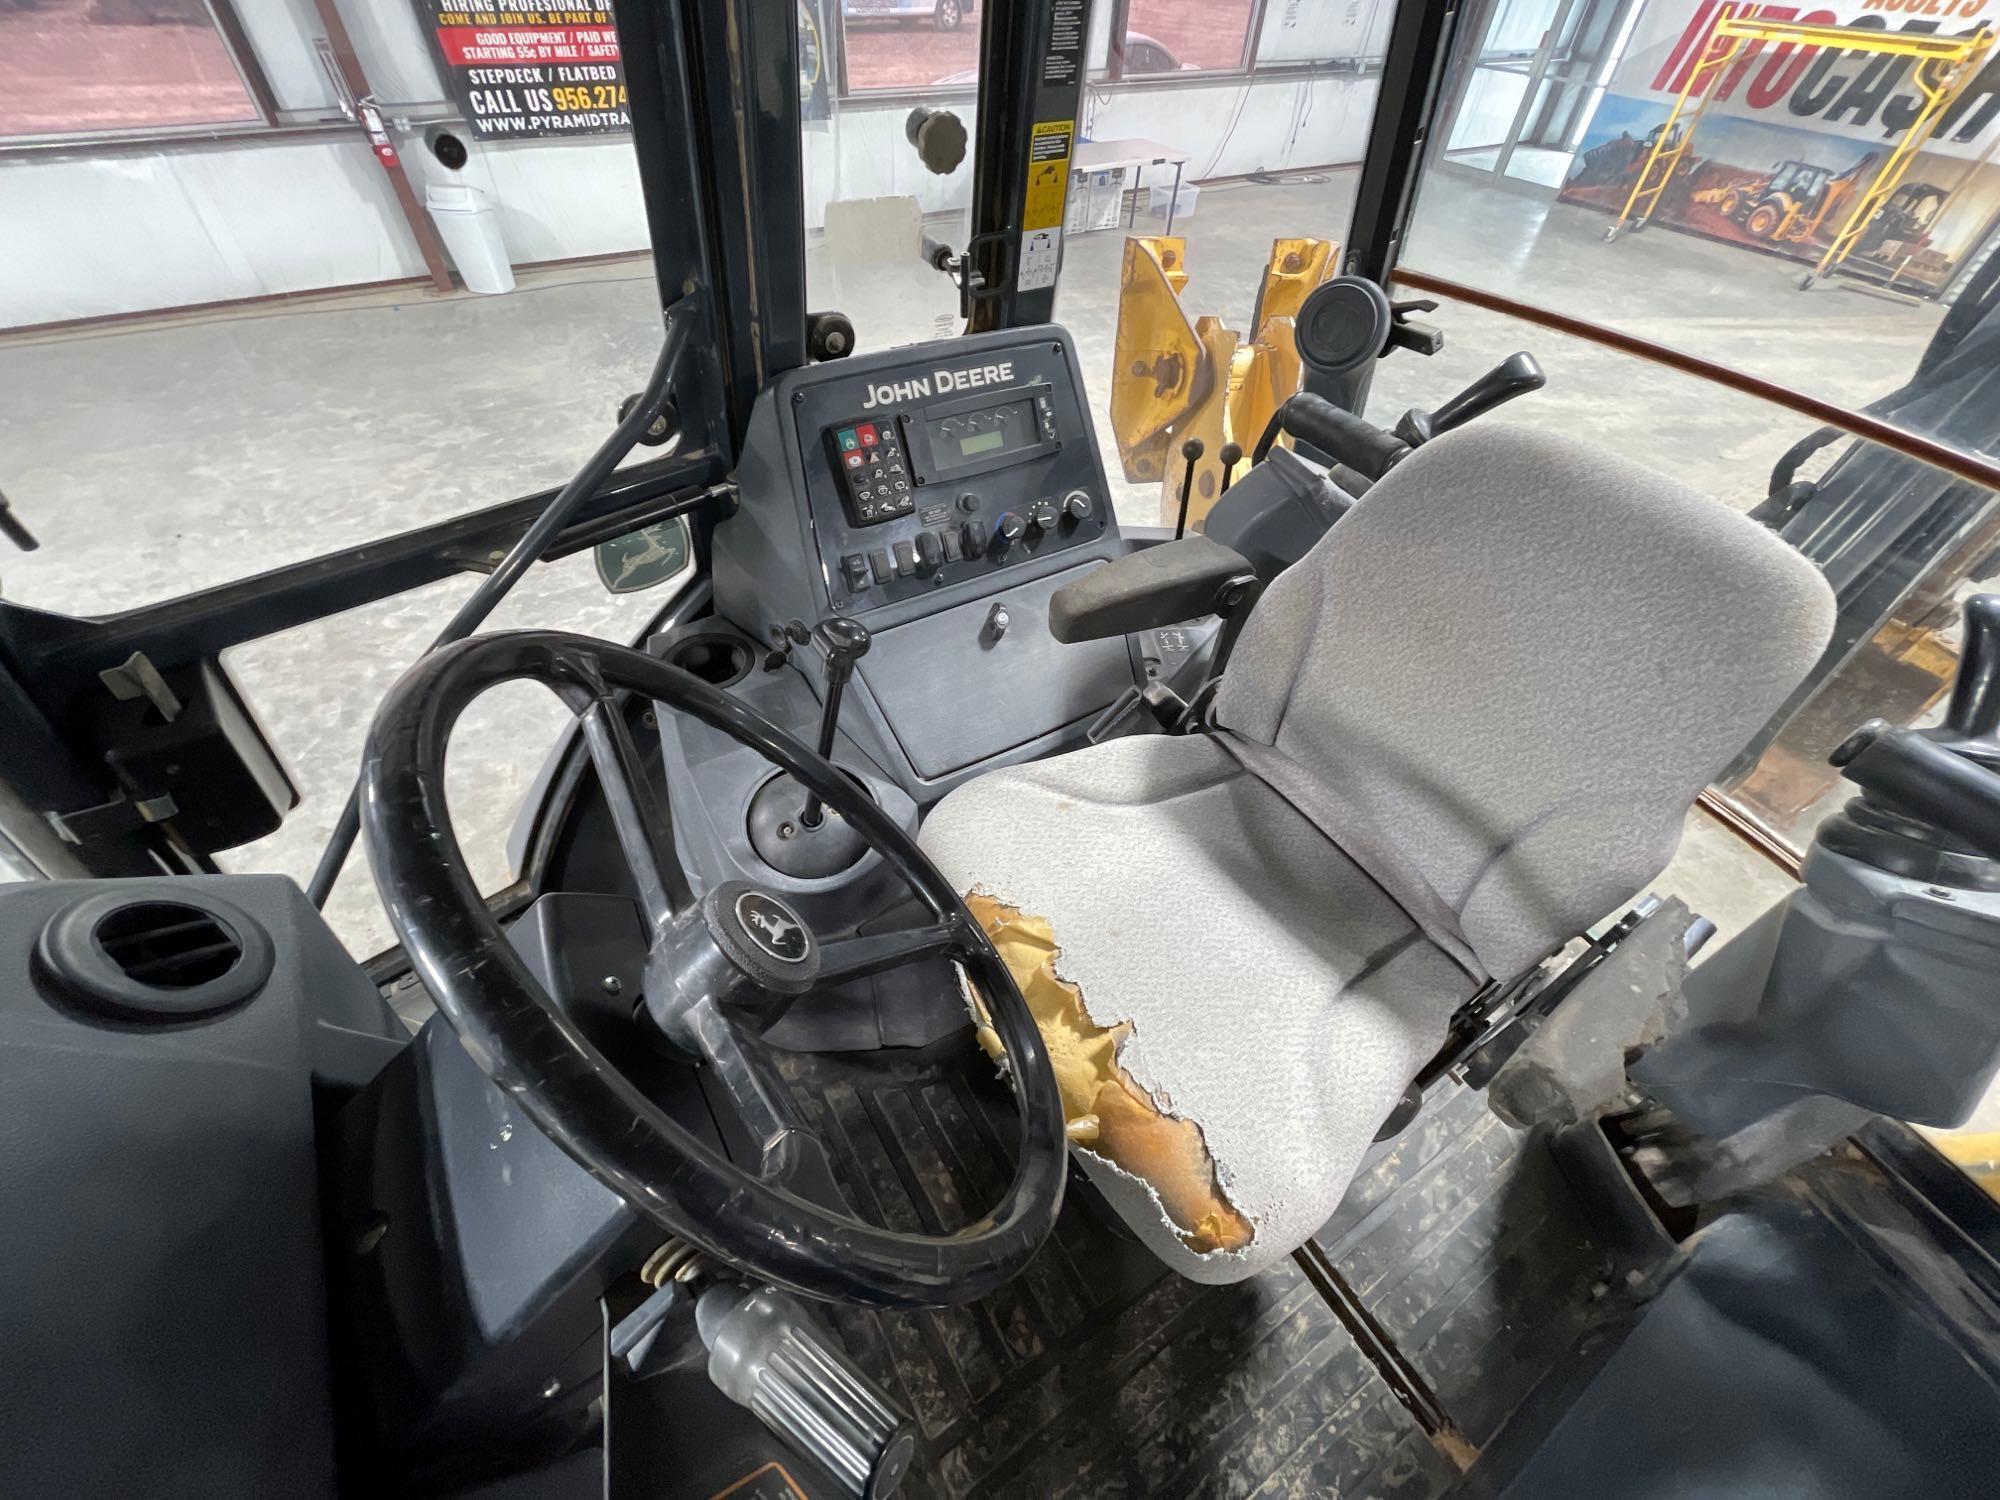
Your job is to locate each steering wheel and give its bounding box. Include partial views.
[360,629,1068,1309]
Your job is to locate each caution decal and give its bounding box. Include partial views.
[1024,119,1074,233]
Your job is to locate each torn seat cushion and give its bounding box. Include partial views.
[919,733,1478,1283]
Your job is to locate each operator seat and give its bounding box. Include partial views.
[918,423,1835,1282]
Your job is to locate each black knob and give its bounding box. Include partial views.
[958,491,982,514]
[1061,489,1093,523]
[1944,594,2000,753]
[994,512,1026,549]
[813,615,872,671]
[915,531,944,573]
[1027,498,1059,532]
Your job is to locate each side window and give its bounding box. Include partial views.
[1402,0,2000,1191]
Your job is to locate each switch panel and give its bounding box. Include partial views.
[751,329,1119,616]
[827,419,913,527]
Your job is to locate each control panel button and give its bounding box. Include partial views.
[1062,489,1093,523]
[868,548,892,584]
[830,415,911,528]
[915,531,944,574]
[1026,498,1059,533]
[892,539,917,577]
[958,492,982,514]
[993,512,1026,552]
[942,528,962,562]
[841,553,871,593]
[960,519,987,558]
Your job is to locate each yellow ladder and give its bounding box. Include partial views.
[1808,25,1994,285]
[1607,5,1750,241]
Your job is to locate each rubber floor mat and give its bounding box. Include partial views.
[773,1038,1621,1498]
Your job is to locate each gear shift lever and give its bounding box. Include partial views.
[799,616,871,830]
[1394,352,1546,447]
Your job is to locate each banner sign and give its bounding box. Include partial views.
[416,4,631,139]
[1558,0,2000,293]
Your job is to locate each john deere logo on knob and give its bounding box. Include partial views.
[736,891,810,963]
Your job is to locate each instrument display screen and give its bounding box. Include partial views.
[925,397,1037,466]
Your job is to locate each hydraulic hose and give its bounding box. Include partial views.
[305,305,693,910]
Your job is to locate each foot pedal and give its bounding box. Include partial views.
[698,1285,916,1499]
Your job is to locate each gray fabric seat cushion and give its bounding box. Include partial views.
[919,733,1478,1282]
[1216,421,1837,981]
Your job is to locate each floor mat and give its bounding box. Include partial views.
[773,1038,1623,1498]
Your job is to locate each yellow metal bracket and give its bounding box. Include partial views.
[1113,235,1338,525]
[1109,237,1206,484]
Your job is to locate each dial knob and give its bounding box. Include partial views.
[993,512,1026,549]
[1061,489,1093,523]
[915,530,944,573]
[1026,498,1059,533]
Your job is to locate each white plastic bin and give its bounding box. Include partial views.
[425,182,516,295]
[1146,180,1199,224]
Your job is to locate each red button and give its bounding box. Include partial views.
[844,452,865,469]
[858,423,878,446]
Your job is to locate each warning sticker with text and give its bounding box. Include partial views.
[1024,119,1074,232]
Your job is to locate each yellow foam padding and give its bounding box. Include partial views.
[964,893,1253,1254]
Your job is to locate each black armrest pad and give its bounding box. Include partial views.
[1048,536,1254,643]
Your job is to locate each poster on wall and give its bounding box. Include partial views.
[415,2,834,136]
[416,3,630,138]
[799,0,834,125]
[1558,0,2000,294]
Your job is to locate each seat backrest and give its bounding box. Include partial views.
[1214,421,1836,980]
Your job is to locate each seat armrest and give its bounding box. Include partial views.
[1048,537,1257,643]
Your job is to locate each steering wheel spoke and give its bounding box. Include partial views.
[685,998,820,1180]
[816,921,965,986]
[571,685,694,927]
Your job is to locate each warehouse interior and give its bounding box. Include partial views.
[4,0,2000,1145]
[12,3,2000,1495]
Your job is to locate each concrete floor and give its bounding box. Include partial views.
[7,162,1929,962]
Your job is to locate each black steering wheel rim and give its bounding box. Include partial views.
[360,628,1068,1309]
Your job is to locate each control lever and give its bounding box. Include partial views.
[1173,436,1204,540]
[798,617,871,830]
[1829,595,2000,861]
[1832,723,2000,864]
[0,487,40,552]
[1217,442,1242,497]
[1394,352,1546,447]
[1251,392,1409,478]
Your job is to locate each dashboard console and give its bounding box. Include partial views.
[711,326,1133,801]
